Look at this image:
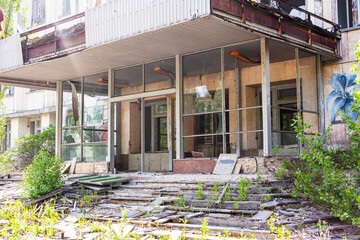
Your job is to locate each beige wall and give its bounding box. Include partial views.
[323,29,360,147]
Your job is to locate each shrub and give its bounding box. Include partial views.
[0,124,55,173]
[22,141,65,199]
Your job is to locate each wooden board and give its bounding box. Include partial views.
[250,211,273,221]
[232,161,242,174]
[213,154,237,175]
[69,157,77,174]
[61,161,72,174]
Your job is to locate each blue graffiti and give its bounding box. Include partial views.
[326,73,359,124]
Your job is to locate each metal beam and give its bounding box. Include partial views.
[167,97,174,171]
[175,54,184,159]
[109,88,176,103]
[261,37,271,157]
[108,68,115,173]
[316,55,325,137]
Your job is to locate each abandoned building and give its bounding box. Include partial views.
[0,0,358,173]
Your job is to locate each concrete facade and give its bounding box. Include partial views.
[0,0,359,173]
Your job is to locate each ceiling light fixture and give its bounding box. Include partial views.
[230,51,260,64]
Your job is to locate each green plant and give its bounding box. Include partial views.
[211,182,219,200]
[224,186,231,201]
[260,195,271,203]
[238,178,251,201]
[22,141,65,199]
[199,218,210,240]
[222,229,231,240]
[267,215,291,240]
[271,145,281,157]
[197,182,204,199]
[234,198,239,209]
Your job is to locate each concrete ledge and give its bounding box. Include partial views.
[173,158,217,174]
[74,162,109,174]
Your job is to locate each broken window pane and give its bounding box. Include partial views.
[62,79,82,127]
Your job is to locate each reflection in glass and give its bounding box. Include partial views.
[114,65,143,96]
[183,135,223,158]
[145,58,175,91]
[83,130,108,143]
[62,145,81,162]
[62,128,81,144]
[83,144,108,162]
[62,79,81,127]
[84,72,108,131]
[183,49,222,114]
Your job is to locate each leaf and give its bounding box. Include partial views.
[326,90,341,111]
[330,97,346,123]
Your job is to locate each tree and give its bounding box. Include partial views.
[0,0,23,39]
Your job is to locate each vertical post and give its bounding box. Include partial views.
[295,48,303,153]
[167,97,174,171]
[316,55,325,137]
[261,37,271,157]
[141,98,145,172]
[80,77,84,162]
[235,67,242,157]
[221,47,226,153]
[55,81,62,156]
[108,68,115,173]
[151,105,155,153]
[176,54,184,159]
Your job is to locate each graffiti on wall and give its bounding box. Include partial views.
[326,73,359,124]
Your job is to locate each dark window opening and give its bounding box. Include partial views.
[157,117,167,151]
[337,0,353,28]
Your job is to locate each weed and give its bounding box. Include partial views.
[234,198,240,209]
[197,182,204,199]
[267,215,291,240]
[222,229,231,240]
[211,182,219,200]
[200,218,210,240]
[238,178,252,201]
[224,186,231,201]
[260,194,271,203]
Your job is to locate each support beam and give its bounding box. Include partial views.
[260,37,271,157]
[316,55,325,137]
[221,47,226,153]
[108,68,115,173]
[235,67,242,157]
[167,97,174,171]
[141,98,145,172]
[175,55,184,159]
[55,81,62,156]
[295,48,303,153]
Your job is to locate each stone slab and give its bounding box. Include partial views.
[250,211,273,221]
[213,154,237,175]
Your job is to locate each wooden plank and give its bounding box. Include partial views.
[24,188,63,206]
[232,162,242,174]
[216,182,229,205]
[61,161,72,174]
[69,157,77,174]
[175,54,184,159]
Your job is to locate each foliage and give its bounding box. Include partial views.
[0,124,55,173]
[279,41,360,227]
[267,215,291,240]
[22,141,65,199]
[0,0,25,38]
[197,182,204,199]
[0,200,60,238]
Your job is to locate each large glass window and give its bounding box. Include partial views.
[145,58,175,92]
[61,73,108,162]
[183,49,223,157]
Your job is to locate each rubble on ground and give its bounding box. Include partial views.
[0,173,359,239]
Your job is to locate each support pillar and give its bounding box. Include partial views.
[108,69,115,173]
[221,47,226,153]
[167,97,174,171]
[261,37,271,157]
[295,48,303,153]
[175,55,184,159]
[55,81,62,156]
[235,67,242,157]
[316,55,325,137]
[141,98,145,172]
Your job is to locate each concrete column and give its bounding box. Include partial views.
[175,54,184,159]
[55,81,62,156]
[108,69,115,173]
[261,37,272,157]
[316,55,325,137]
[10,118,30,146]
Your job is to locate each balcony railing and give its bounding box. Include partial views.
[21,12,86,64]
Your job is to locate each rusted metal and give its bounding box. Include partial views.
[211,0,340,54]
[21,13,86,64]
